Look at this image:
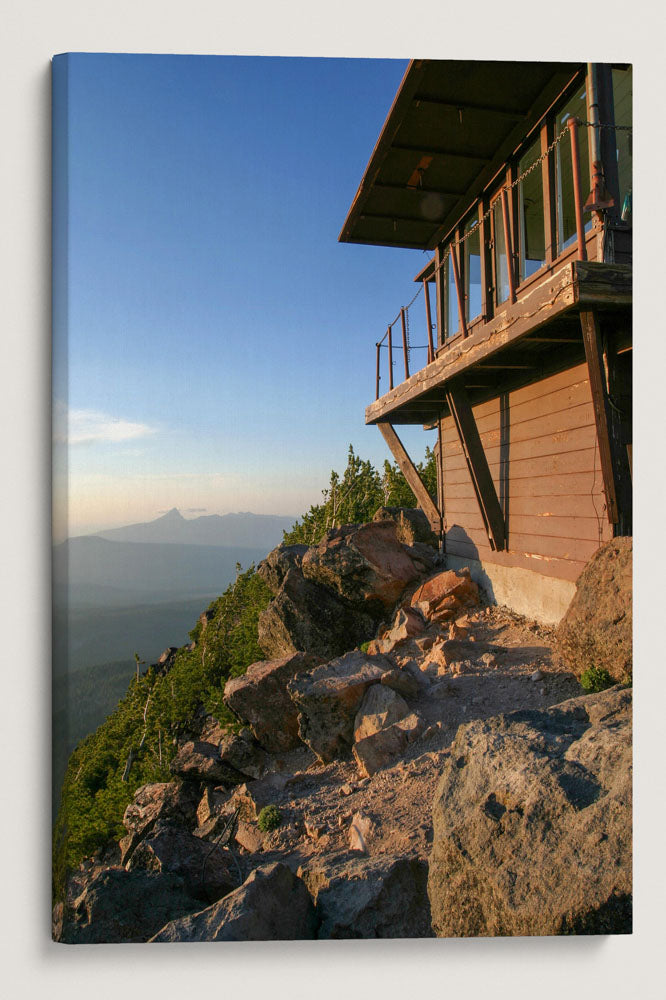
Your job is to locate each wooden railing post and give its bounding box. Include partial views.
[568,116,588,262]
[400,308,410,379]
[387,325,394,390]
[424,279,434,363]
[450,244,468,337]
[375,342,381,400]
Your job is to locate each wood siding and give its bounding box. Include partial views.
[441,362,613,582]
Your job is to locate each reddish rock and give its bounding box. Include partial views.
[302,521,435,615]
[372,506,439,549]
[223,652,322,753]
[353,683,410,742]
[353,712,425,778]
[411,567,480,618]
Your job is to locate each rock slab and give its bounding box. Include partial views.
[428,686,632,937]
[150,862,317,942]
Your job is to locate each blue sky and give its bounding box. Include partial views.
[53,53,437,537]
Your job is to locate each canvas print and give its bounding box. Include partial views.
[52,55,632,943]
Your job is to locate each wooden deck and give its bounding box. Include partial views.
[365,261,631,427]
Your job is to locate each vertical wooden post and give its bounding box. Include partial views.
[435,244,445,346]
[387,325,394,390]
[437,414,446,551]
[377,421,442,531]
[568,116,588,262]
[400,308,410,379]
[501,188,517,303]
[375,342,381,400]
[450,243,468,337]
[424,279,434,363]
[479,198,492,321]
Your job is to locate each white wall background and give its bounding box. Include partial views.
[1,2,663,996]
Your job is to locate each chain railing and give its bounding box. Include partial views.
[374,118,632,401]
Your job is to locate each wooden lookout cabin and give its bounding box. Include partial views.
[340,61,632,622]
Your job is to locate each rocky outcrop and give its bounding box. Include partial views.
[170,740,250,787]
[410,566,480,622]
[126,820,238,902]
[556,537,632,683]
[287,650,391,762]
[119,781,200,865]
[372,506,439,549]
[257,543,309,593]
[150,863,317,942]
[428,686,632,937]
[299,855,432,938]
[302,521,436,615]
[217,729,267,779]
[258,568,376,661]
[223,652,322,752]
[61,870,198,944]
[353,712,425,778]
[353,683,410,742]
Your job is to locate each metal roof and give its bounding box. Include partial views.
[339,59,583,251]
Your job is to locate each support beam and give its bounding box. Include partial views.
[580,310,631,529]
[377,421,442,531]
[444,379,506,551]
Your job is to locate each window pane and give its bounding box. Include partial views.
[446,252,458,338]
[464,216,482,321]
[613,67,632,222]
[518,137,546,280]
[493,200,510,305]
[555,86,592,255]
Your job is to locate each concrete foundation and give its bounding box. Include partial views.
[446,554,576,625]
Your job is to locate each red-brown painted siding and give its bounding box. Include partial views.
[441,362,613,583]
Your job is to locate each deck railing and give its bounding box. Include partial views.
[375,281,436,400]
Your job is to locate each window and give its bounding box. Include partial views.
[518,136,546,280]
[493,198,510,305]
[444,250,458,339]
[612,66,632,222]
[464,215,482,322]
[555,86,593,254]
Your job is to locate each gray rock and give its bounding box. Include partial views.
[428,686,632,937]
[224,652,321,753]
[258,567,376,661]
[119,781,200,865]
[372,506,439,550]
[556,538,632,684]
[169,740,247,787]
[299,855,432,939]
[288,650,391,762]
[257,543,309,594]
[218,728,267,778]
[380,667,420,699]
[126,820,238,903]
[61,869,198,944]
[353,683,410,742]
[352,712,425,778]
[150,862,317,942]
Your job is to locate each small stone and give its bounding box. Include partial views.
[339,783,355,797]
[531,668,544,682]
[348,811,374,854]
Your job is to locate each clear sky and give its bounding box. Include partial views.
[53,53,438,539]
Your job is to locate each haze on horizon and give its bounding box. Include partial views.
[52,54,436,544]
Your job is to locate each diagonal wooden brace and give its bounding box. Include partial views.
[377,421,442,533]
[445,379,506,551]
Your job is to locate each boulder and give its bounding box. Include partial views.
[152,646,179,675]
[257,543,309,594]
[230,772,291,822]
[258,567,375,661]
[126,820,238,903]
[217,728,267,778]
[353,683,410,742]
[223,652,322,753]
[149,862,317,942]
[196,785,230,827]
[298,855,432,939]
[287,650,391,762]
[301,521,433,616]
[410,566,480,620]
[380,667,420,700]
[119,781,200,865]
[353,712,426,778]
[169,740,247,787]
[428,686,632,937]
[556,538,632,683]
[61,870,198,944]
[372,506,439,549]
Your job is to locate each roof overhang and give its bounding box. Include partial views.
[339,59,583,251]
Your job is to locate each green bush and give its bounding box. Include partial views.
[257,805,282,832]
[580,665,614,693]
[359,641,371,654]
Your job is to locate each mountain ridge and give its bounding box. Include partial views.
[80,508,297,549]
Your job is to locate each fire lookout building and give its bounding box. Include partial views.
[340,60,632,623]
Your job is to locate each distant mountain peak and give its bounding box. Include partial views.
[160,507,185,521]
